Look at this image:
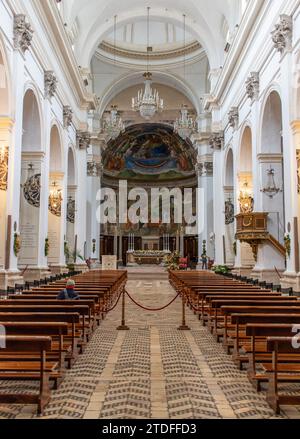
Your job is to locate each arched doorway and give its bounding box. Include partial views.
[236,126,255,271]
[19,89,43,275]
[223,148,235,265]
[47,125,65,272]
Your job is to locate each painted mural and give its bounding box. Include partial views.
[103,124,196,181]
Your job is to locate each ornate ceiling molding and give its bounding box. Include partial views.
[99,40,202,61]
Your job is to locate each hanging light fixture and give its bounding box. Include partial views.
[102,15,125,140]
[49,181,63,217]
[261,166,282,198]
[174,104,196,140]
[103,105,125,140]
[174,14,196,140]
[238,181,254,214]
[131,7,164,120]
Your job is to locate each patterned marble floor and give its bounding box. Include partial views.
[1,278,300,419]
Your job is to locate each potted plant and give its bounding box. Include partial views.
[164,251,180,271]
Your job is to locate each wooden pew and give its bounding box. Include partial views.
[0,322,68,387]
[0,312,80,367]
[244,324,300,390]
[266,336,300,414]
[0,336,53,415]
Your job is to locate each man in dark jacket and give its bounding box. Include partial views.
[57,279,79,300]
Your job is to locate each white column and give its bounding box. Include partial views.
[213,148,223,264]
[280,49,299,289]
[74,147,87,267]
[6,51,25,284]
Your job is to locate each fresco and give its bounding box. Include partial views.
[103,124,196,181]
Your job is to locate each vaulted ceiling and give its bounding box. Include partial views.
[57,0,246,119]
[61,0,244,69]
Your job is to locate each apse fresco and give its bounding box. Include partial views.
[103,124,196,181]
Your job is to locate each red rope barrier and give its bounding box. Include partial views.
[184,295,202,313]
[103,290,123,313]
[125,289,180,311]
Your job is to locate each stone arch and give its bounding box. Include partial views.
[22,88,42,152]
[260,90,284,244]
[48,124,65,270]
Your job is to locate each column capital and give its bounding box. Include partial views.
[63,106,73,128]
[76,130,91,150]
[228,107,239,130]
[245,72,259,102]
[44,71,58,99]
[13,14,34,53]
[209,131,224,150]
[271,14,293,55]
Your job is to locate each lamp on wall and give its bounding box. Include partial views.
[238,181,254,213]
[0,145,9,191]
[49,181,62,217]
[261,166,282,198]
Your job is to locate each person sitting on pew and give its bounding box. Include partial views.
[57,279,80,300]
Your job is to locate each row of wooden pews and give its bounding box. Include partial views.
[0,270,127,415]
[169,270,300,414]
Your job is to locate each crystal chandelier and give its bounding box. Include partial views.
[174,104,196,140]
[131,7,164,120]
[103,105,125,140]
[174,14,195,139]
[261,166,282,198]
[102,15,125,139]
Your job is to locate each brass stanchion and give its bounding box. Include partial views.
[178,290,190,330]
[117,290,129,330]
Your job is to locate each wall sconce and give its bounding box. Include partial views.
[238,181,254,214]
[0,146,9,191]
[261,166,282,199]
[49,181,62,217]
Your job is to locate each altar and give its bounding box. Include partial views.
[127,250,170,265]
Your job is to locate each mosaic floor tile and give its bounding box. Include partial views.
[0,275,300,419]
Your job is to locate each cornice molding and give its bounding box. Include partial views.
[99,40,201,61]
[30,0,95,111]
[257,153,283,163]
[94,47,207,71]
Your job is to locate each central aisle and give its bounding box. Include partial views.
[4,278,300,419]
